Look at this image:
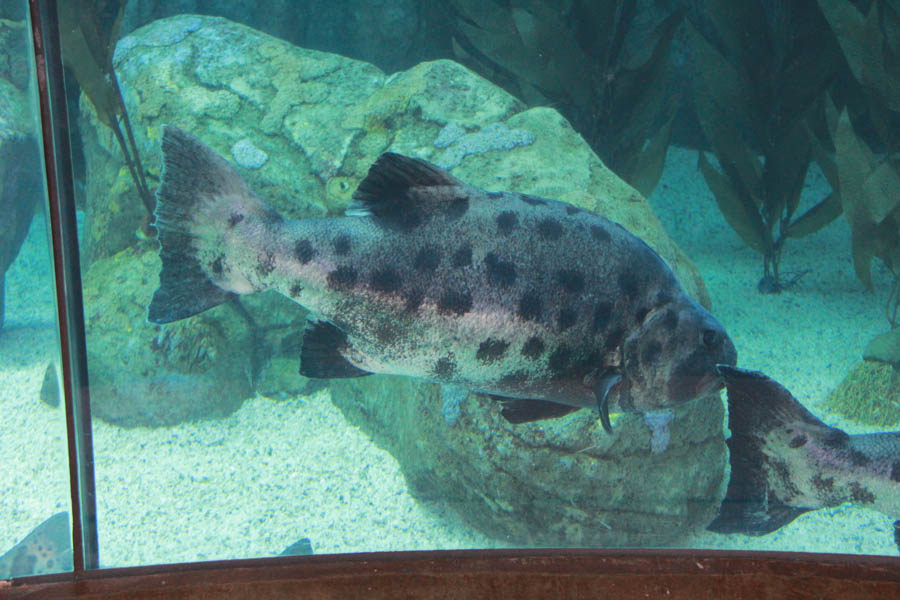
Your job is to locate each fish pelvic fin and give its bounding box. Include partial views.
[497,397,581,424]
[149,126,278,324]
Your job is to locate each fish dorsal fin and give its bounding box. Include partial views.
[347,153,465,227]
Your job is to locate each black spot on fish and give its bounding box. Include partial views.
[557,307,577,331]
[891,462,900,483]
[848,448,872,467]
[811,474,835,495]
[537,217,564,240]
[593,302,613,332]
[618,271,639,300]
[228,212,244,228]
[371,267,402,293]
[295,239,316,264]
[521,336,544,359]
[375,321,399,345]
[487,191,504,200]
[604,326,625,350]
[661,309,679,331]
[414,246,441,271]
[496,211,519,235]
[517,291,542,322]
[849,481,875,504]
[404,288,424,313]
[556,269,585,294]
[476,338,510,364]
[641,341,662,366]
[289,282,303,297]
[823,428,851,449]
[257,250,276,276]
[565,205,581,215]
[499,369,529,386]
[788,434,807,448]
[211,255,224,275]
[548,346,572,374]
[433,356,455,378]
[333,234,352,255]
[520,194,547,206]
[448,196,469,219]
[452,245,472,268]
[327,266,357,290]
[438,289,472,316]
[590,225,610,242]
[485,252,517,287]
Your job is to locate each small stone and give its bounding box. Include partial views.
[231,138,268,170]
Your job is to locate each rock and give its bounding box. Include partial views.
[83,15,710,306]
[80,15,726,541]
[81,246,303,426]
[824,361,900,428]
[330,376,727,547]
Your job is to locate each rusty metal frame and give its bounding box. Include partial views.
[3,548,900,599]
[28,0,99,571]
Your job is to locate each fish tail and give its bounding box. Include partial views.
[148,126,278,323]
[708,366,829,535]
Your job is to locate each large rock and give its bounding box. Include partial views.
[83,14,711,308]
[81,246,307,426]
[80,15,727,543]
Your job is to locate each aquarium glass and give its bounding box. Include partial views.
[0,1,73,579]
[10,0,899,571]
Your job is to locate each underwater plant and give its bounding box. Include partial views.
[687,0,845,293]
[818,0,900,375]
[447,0,682,197]
[58,0,154,220]
[808,0,900,426]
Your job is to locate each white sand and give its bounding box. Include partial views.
[1,145,897,571]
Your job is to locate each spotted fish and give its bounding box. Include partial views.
[710,366,900,543]
[148,126,737,429]
[0,512,71,579]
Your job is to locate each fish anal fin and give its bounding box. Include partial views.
[495,396,581,424]
[299,321,371,379]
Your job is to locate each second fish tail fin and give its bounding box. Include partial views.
[708,366,830,535]
[148,125,280,324]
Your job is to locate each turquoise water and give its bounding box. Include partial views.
[1,1,899,577]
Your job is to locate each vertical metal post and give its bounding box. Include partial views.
[28,0,100,571]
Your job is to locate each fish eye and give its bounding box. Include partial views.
[701,328,719,348]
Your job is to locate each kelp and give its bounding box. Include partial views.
[448,0,682,197]
[688,0,844,293]
[58,0,153,218]
[818,0,900,365]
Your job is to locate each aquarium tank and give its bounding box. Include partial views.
[2,0,900,586]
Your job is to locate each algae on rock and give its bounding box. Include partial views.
[825,361,900,428]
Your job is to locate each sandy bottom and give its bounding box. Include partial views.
[1,146,897,571]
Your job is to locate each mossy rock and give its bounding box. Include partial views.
[823,361,900,428]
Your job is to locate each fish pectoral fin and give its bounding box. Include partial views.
[494,396,581,424]
[594,374,621,434]
[299,321,372,379]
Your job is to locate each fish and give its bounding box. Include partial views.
[0,512,71,579]
[709,366,900,547]
[0,135,41,332]
[147,126,737,429]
